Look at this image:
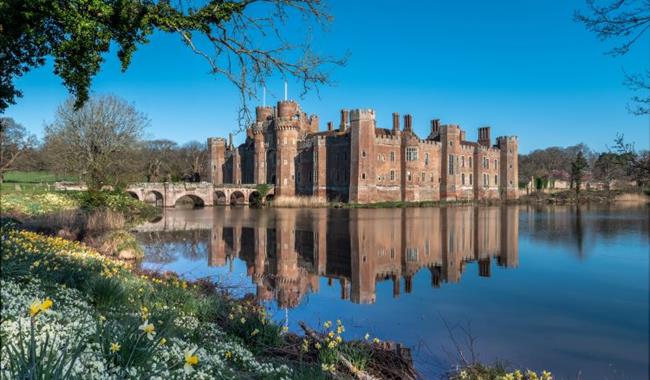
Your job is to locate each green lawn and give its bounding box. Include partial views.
[1,171,79,194]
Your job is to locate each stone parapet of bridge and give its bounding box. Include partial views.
[126,182,274,208]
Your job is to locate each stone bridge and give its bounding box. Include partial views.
[126,182,274,207]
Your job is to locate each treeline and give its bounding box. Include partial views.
[518,138,650,190]
[1,95,208,189]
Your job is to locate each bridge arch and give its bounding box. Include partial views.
[126,191,140,200]
[144,190,164,207]
[175,194,206,208]
[215,191,227,205]
[230,191,246,206]
[248,191,262,206]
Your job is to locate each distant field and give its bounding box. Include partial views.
[1,171,79,194]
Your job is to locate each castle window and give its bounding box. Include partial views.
[483,157,488,169]
[421,172,425,182]
[461,156,465,167]
[390,151,395,161]
[469,174,473,185]
[483,173,488,186]
[406,147,418,161]
[390,248,395,259]
[425,153,429,166]
[462,173,465,185]
[495,159,498,169]
[283,159,287,165]
[390,170,395,181]
[406,248,418,261]
[362,151,367,158]
[469,157,472,168]
[495,175,498,185]
[361,173,366,180]
[448,155,454,175]
[407,171,412,181]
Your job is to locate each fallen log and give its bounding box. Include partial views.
[299,321,379,380]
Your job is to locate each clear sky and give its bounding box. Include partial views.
[4,0,649,153]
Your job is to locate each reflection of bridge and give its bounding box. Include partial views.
[126,182,274,207]
[135,206,519,308]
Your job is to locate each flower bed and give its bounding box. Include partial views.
[0,224,294,379]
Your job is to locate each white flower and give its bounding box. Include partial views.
[138,320,156,340]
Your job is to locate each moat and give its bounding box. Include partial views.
[134,205,649,379]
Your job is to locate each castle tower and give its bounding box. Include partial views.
[497,136,519,200]
[207,137,226,185]
[350,209,376,304]
[349,109,377,203]
[441,125,462,200]
[253,106,272,184]
[274,101,300,196]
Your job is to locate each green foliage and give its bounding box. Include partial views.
[72,190,158,219]
[570,151,589,195]
[4,318,86,379]
[85,275,127,311]
[0,0,242,110]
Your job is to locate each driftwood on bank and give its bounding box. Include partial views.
[289,321,419,380]
[299,321,378,380]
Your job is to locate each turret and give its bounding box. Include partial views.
[255,106,274,122]
[207,137,226,185]
[349,109,377,203]
[497,136,519,200]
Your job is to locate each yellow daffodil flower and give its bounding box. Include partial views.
[138,320,156,340]
[183,349,199,374]
[110,342,121,353]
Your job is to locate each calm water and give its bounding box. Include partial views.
[134,205,649,379]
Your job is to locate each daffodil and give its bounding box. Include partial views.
[29,298,53,317]
[541,370,552,380]
[364,333,370,340]
[110,342,121,353]
[373,338,380,344]
[184,349,199,374]
[139,320,156,340]
[160,337,167,345]
[323,320,332,329]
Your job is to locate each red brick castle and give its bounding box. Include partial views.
[207,100,518,202]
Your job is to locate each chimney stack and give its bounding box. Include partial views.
[430,119,440,136]
[392,112,400,131]
[228,133,233,148]
[403,114,413,132]
[340,109,349,132]
[327,121,333,131]
[460,130,466,141]
[478,126,491,147]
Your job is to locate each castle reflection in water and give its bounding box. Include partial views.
[138,206,519,308]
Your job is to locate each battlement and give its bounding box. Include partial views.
[350,108,376,121]
[277,100,299,118]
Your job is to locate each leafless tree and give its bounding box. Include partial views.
[44,95,148,190]
[575,0,650,114]
[166,0,348,129]
[0,117,36,182]
[142,139,178,182]
[178,140,207,180]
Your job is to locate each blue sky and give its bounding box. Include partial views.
[4,0,649,153]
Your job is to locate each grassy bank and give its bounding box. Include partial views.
[1,189,160,260]
[0,170,78,193]
[0,221,418,379]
